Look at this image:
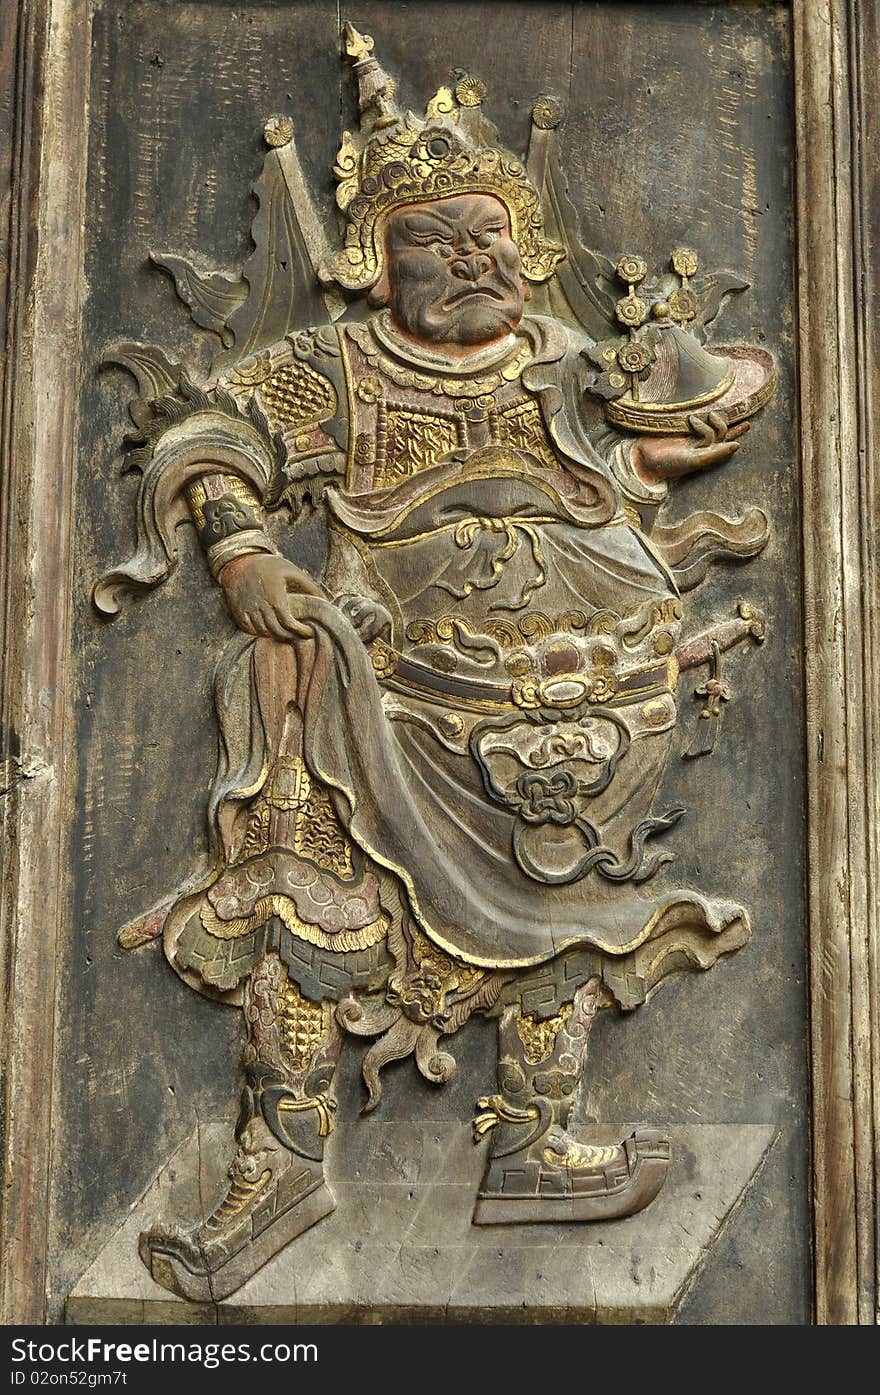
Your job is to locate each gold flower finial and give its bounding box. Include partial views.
[671,247,699,280]
[455,76,487,108]
[263,114,293,149]
[531,97,562,130]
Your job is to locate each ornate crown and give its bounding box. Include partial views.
[319,23,565,293]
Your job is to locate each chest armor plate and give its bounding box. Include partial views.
[343,321,559,492]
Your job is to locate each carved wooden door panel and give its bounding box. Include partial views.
[2,0,877,1326]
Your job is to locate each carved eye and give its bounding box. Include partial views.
[431,241,453,258]
[475,230,500,250]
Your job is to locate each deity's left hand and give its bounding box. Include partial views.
[633,410,749,482]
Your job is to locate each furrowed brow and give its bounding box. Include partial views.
[469,212,509,234]
[401,212,454,239]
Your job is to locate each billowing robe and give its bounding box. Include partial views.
[116,313,748,1004]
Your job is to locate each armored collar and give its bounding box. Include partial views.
[346,314,535,399]
[370,310,520,374]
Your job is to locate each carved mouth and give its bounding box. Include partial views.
[443,285,505,309]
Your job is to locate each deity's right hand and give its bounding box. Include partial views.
[219,553,322,640]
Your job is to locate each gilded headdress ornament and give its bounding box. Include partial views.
[319,23,565,293]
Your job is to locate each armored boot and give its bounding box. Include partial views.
[472,976,670,1223]
[141,952,340,1301]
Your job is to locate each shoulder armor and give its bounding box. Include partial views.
[217,327,343,434]
[258,355,338,433]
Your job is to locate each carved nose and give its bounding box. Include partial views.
[450,252,493,281]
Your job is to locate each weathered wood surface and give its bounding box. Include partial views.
[0,0,92,1326]
[0,0,875,1325]
[793,0,880,1326]
[68,1120,777,1325]
[62,0,810,1324]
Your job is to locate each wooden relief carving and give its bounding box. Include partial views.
[95,23,775,1302]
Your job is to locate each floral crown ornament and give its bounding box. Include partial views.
[318,23,565,294]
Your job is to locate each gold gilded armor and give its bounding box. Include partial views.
[342,318,561,490]
[276,980,335,1072]
[516,1002,575,1064]
[245,755,355,878]
[257,357,337,433]
[497,398,558,469]
[379,405,460,487]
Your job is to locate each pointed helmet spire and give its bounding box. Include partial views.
[342,22,399,128]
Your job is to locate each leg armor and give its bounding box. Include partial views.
[473,977,670,1223]
[140,951,340,1301]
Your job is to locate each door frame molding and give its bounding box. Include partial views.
[792,0,879,1326]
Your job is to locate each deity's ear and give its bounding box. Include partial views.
[368,267,391,308]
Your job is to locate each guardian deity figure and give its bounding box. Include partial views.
[98,25,775,1301]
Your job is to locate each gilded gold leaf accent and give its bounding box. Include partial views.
[379,407,459,486]
[258,360,337,432]
[496,398,558,469]
[516,1002,574,1064]
[276,979,334,1070]
[200,895,388,952]
[543,1141,620,1168]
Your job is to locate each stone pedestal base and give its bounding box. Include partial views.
[67,1120,775,1324]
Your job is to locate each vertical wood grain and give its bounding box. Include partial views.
[0,0,92,1323]
[793,0,878,1325]
[843,0,880,1327]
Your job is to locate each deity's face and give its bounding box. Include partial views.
[379,192,528,355]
